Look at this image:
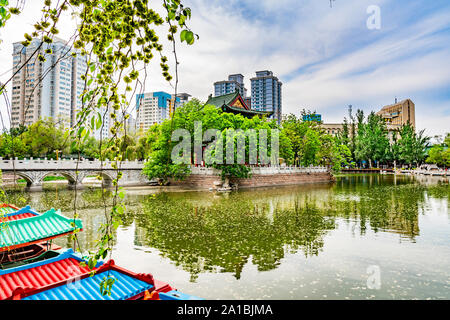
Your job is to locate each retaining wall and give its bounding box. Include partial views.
[170,166,334,189]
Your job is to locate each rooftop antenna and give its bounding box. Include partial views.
[348,104,352,119]
[330,0,336,8]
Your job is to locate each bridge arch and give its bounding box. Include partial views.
[89,171,115,187]
[13,172,35,187]
[41,171,78,185]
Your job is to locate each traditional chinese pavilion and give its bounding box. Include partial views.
[205,91,273,118]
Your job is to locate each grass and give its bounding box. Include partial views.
[17,176,68,183]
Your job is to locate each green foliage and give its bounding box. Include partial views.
[281,113,344,169]
[141,99,283,181]
[23,119,70,158]
[0,0,197,294]
[393,124,430,167]
[0,0,11,30]
[336,109,431,169]
[143,151,191,184]
[0,119,154,161]
[318,135,352,172]
[426,135,450,167]
[354,112,390,168]
[0,119,69,159]
[99,275,116,297]
[214,163,252,180]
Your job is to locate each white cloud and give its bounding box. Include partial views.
[0,0,448,136]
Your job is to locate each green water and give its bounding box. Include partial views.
[6,174,450,299]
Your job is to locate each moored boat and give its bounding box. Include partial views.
[0,208,82,253]
[2,249,202,300]
[0,204,20,216]
[0,242,61,267]
[1,205,66,267]
[0,205,202,300]
[0,205,39,222]
[0,249,100,300]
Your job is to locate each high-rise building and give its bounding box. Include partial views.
[214,74,247,97]
[10,37,112,141]
[376,98,415,129]
[11,37,88,129]
[135,91,175,132]
[250,70,282,123]
[176,93,191,106]
[71,53,88,127]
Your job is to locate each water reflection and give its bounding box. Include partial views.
[2,174,449,298]
[131,175,443,280]
[134,194,335,281]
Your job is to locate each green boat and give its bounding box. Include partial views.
[0,208,82,253]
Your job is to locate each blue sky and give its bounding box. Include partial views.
[0,0,449,137]
[174,0,450,137]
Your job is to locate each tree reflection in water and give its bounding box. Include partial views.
[135,194,336,281]
[2,174,448,283]
[131,175,442,281]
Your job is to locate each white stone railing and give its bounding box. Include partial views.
[251,166,328,175]
[0,157,145,170]
[0,158,327,174]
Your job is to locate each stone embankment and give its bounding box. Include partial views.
[170,166,333,190]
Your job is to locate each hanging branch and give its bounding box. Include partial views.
[0,0,196,295]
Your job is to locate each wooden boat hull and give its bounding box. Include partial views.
[0,242,61,267]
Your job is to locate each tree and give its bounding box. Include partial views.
[317,134,351,171]
[21,119,69,158]
[70,135,100,159]
[355,112,389,168]
[426,145,445,167]
[142,121,190,185]
[142,99,284,183]
[412,129,430,167]
[281,113,324,166]
[394,124,430,168]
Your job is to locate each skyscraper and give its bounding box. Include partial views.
[135,91,178,132]
[11,37,87,128]
[10,37,113,140]
[250,70,282,123]
[214,74,247,97]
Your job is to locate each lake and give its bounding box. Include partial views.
[5,174,449,299]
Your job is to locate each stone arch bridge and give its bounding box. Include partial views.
[0,158,150,191]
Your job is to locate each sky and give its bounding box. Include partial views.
[0,0,449,137]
